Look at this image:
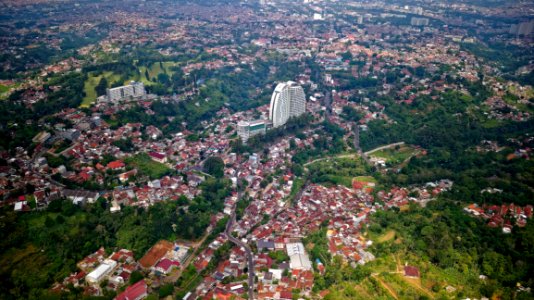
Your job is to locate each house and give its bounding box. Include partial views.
[154,258,180,275]
[213,288,233,300]
[280,290,293,300]
[115,280,148,300]
[257,239,275,251]
[107,160,125,170]
[118,169,138,183]
[63,189,99,205]
[32,131,51,144]
[148,152,167,164]
[14,200,30,212]
[187,174,205,187]
[404,266,420,278]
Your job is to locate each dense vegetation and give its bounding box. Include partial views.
[0,178,231,299]
[0,72,85,151]
[358,86,534,206]
[365,201,534,299]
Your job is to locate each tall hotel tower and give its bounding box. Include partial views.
[269,81,306,128]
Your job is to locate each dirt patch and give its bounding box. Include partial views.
[139,240,173,269]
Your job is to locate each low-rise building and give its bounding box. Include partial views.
[237,120,267,143]
[86,259,117,284]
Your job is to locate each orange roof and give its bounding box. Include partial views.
[139,240,173,269]
[107,160,125,169]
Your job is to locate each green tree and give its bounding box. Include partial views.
[95,77,108,97]
[159,283,174,298]
[129,271,144,285]
[203,156,225,178]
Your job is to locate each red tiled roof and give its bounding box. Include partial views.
[156,258,180,272]
[115,280,147,300]
[148,151,165,160]
[107,160,125,169]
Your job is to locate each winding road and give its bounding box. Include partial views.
[225,189,255,300]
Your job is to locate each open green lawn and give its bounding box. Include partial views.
[81,61,182,107]
[138,61,180,84]
[0,83,19,100]
[370,145,417,165]
[0,84,10,93]
[81,71,122,107]
[308,156,367,188]
[353,176,377,184]
[125,153,171,180]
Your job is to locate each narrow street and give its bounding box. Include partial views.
[225,206,255,299]
[225,186,255,300]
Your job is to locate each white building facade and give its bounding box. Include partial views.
[269,81,306,128]
[106,81,146,102]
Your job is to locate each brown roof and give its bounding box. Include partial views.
[404,266,420,278]
[139,240,173,269]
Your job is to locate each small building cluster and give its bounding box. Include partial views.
[464,203,533,233]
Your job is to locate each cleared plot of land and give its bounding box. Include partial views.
[124,153,171,180]
[139,240,173,268]
[370,145,417,165]
[376,230,396,243]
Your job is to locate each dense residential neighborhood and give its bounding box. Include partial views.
[0,0,533,299]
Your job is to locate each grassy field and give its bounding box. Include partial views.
[353,176,377,183]
[370,145,417,165]
[376,230,396,243]
[287,177,305,203]
[81,71,122,107]
[137,61,181,85]
[81,61,181,107]
[125,153,171,180]
[0,83,18,100]
[307,156,368,188]
[0,84,9,93]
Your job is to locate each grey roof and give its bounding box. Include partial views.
[256,239,275,250]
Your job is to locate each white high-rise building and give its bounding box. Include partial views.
[106,81,146,102]
[269,81,306,128]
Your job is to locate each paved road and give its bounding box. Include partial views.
[364,142,405,156]
[225,187,255,299]
[323,90,332,121]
